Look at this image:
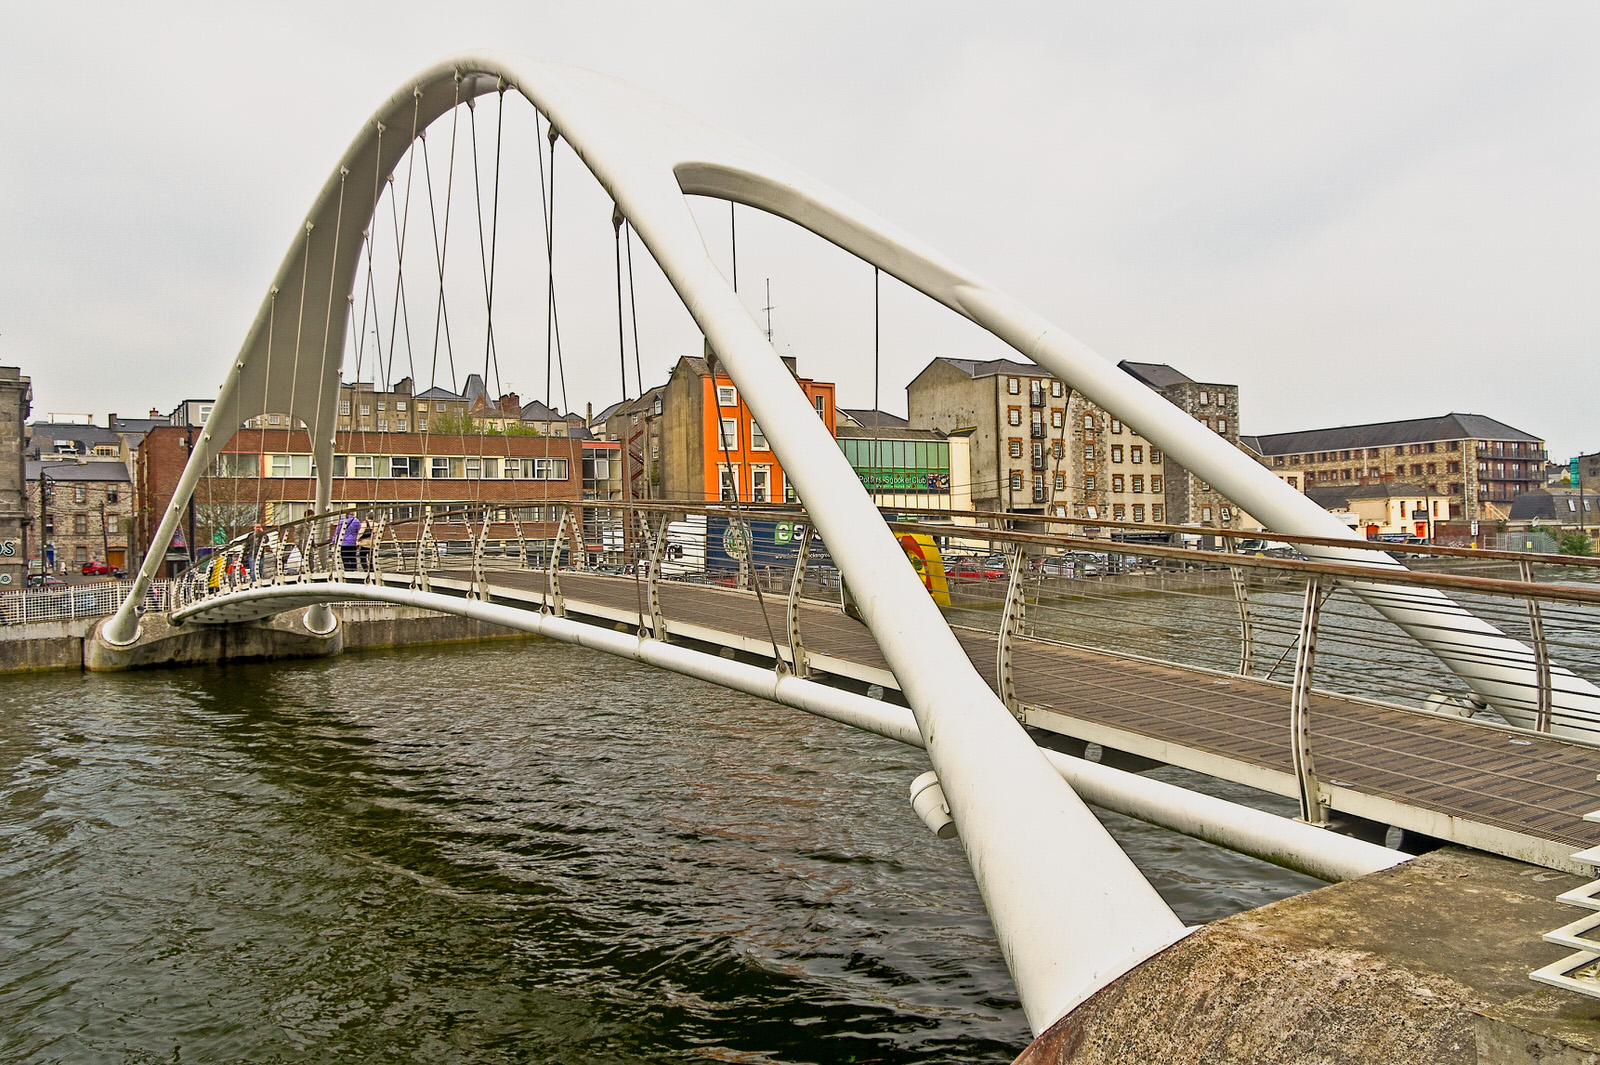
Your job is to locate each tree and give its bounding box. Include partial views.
[1561,532,1594,556]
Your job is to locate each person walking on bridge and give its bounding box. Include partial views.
[333,510,361,573]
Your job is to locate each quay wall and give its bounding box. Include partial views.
[0,605,532,674]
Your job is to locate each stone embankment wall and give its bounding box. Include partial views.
[0,604,531,674]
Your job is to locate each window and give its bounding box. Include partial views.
[1426,463,1437,474]
[1050,381,1062,397]
[719,418,739,450]
[377,401,386,411]
[391,456,418,477]
[397,401,407,412]
[1008,377,1020,394]
[720,466,738,501]
[1053,440,1064,460]
[1286,476,1297,490]
[198,405,212,423]
[1151,505,1164,522]
[1112,475,1125,492]
[1111,418,1122,434]
[1220,507,1232,522]
[1010,439,1023,459]
[1202,506,1213,522]
[107,487,119,504]
[1130,446,1143,464]
[1084,445,1095,462]
[75,545,88,563]
[74,513,88,534]
[1132,476,1144,493]
[1051,409,1063,428]
[268,413,281,426]
[397,419,407,432]
[716,385,737,407]
[1054,472,1065,490]
[1008,408,1021,426]
[431,457,452,478]
[417,403,428,413]
[1113,504,1126,520]
[418,420,427,432]
[751,423,769,450]
[1150,449,1162,465]
[1132,505,1145,522]
[1218,419,1227,434]
[107,515,120,535]
[1010,471,1023,491]
[814,395,826,419]
[1198,391,1209,405]
[1084,415,1095,431]
[339,401,350,415]
[1150,476,1162,492]
[752,467,770,502]
[360,404,371,416]
[73,484,86,504]
[1111,445,1124,463]
[1085,475,1096,491]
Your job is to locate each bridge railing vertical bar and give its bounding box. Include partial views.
[996,541,1029,720]
[1223,535,1255,677]
[1518,558,1556,732]
[1290,574,1327,824]
[787,520,812,677]
[546,504,567,616]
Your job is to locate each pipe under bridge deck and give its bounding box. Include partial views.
[159,500,1600,878]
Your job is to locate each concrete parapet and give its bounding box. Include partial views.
[84,610,343,671]
[0,616,97,672]
[1015,848,1600,1064]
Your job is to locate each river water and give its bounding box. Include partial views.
[1,639,1320,1064]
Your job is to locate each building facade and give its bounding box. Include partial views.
[1305,482,1454,540]
[660,351,836,503]
[1242,414,1545,523]
[0,368,32,588]
[907,357,1247,533]
[136,427,587,574]
[25,460,134,574]
[836,426,964,512]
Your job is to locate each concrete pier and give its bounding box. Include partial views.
[0,604,531,674]
[1015,847,1600,1064]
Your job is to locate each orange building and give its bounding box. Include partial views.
[660,350,836,503]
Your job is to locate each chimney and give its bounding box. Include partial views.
[499,392,520,415]
[149,408,160,418]
[586,401,593,425]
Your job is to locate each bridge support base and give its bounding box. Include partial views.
[85,610,344,672]
[1011,848,1600,1065]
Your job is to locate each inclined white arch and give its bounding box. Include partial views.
[98,53,1597,1027]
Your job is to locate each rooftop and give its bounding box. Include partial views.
[1247,414,1542,455]
[1118,361,1195,390]
[25,459,130,482]
[839,408,910,429]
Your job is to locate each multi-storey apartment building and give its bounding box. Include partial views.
[1242,414,1545,523]
[596,386,666,499]
[660,350,836,503]
[136,427,586,575]
[907,357,1246,532]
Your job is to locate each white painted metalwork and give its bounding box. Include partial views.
[99,53,1580,1028]
[1533,810,1600,999]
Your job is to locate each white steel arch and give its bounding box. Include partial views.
[98,53,1598,1027]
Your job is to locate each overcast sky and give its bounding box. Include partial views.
[3,2,1595,456]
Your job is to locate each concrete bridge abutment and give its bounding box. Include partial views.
[85,610,344,671]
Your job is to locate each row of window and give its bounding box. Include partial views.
[1082,444,1163,464]
[216,453,571,480]
[337,399,466,416]
[840,438,952,471]
[1273,441,1472,467]
[56,513,122,535]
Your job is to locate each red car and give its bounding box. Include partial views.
[81,560,113,576]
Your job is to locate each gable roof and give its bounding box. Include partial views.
[926,356,1042,381]
[413,386,463,401]
[26,458,130,482]
[1249,414,1542,455]
[839,408,910,428]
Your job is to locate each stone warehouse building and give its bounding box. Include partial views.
[907,357,1249,533]
[25,459,134,574]
[1241,413,1545,524]
[0,368,32,588]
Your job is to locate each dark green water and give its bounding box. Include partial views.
[0,640,1318,1063]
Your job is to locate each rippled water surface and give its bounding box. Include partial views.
[1,640,1319,1063]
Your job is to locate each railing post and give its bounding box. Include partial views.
[996,541,1029,720]
[1291,575,1328,825]
[646,513,669,638]
[470,506,490,601]
[1519,558,1554,731]
[414,509,434,593]
[546,504,567,617]
[1223,536,1254,676]
[787,521,813,677]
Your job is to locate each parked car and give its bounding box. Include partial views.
[948,556,1006,580]
[81,560,113,575]
[29,574,68,589]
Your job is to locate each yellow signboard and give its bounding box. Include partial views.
[898,532,950,607]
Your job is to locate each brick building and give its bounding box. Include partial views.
[659,350,836,503]
[136,426,586,575]
[1241,414,1545,524]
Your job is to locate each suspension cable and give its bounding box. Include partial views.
[613,206,629,403]
[624,223,644,397]
[730,201,738,293]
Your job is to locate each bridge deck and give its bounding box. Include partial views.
[435,568,1600,870]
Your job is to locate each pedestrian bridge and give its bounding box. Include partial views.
[90,51,1600,1040]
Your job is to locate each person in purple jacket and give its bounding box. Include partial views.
[333,511,361,571]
